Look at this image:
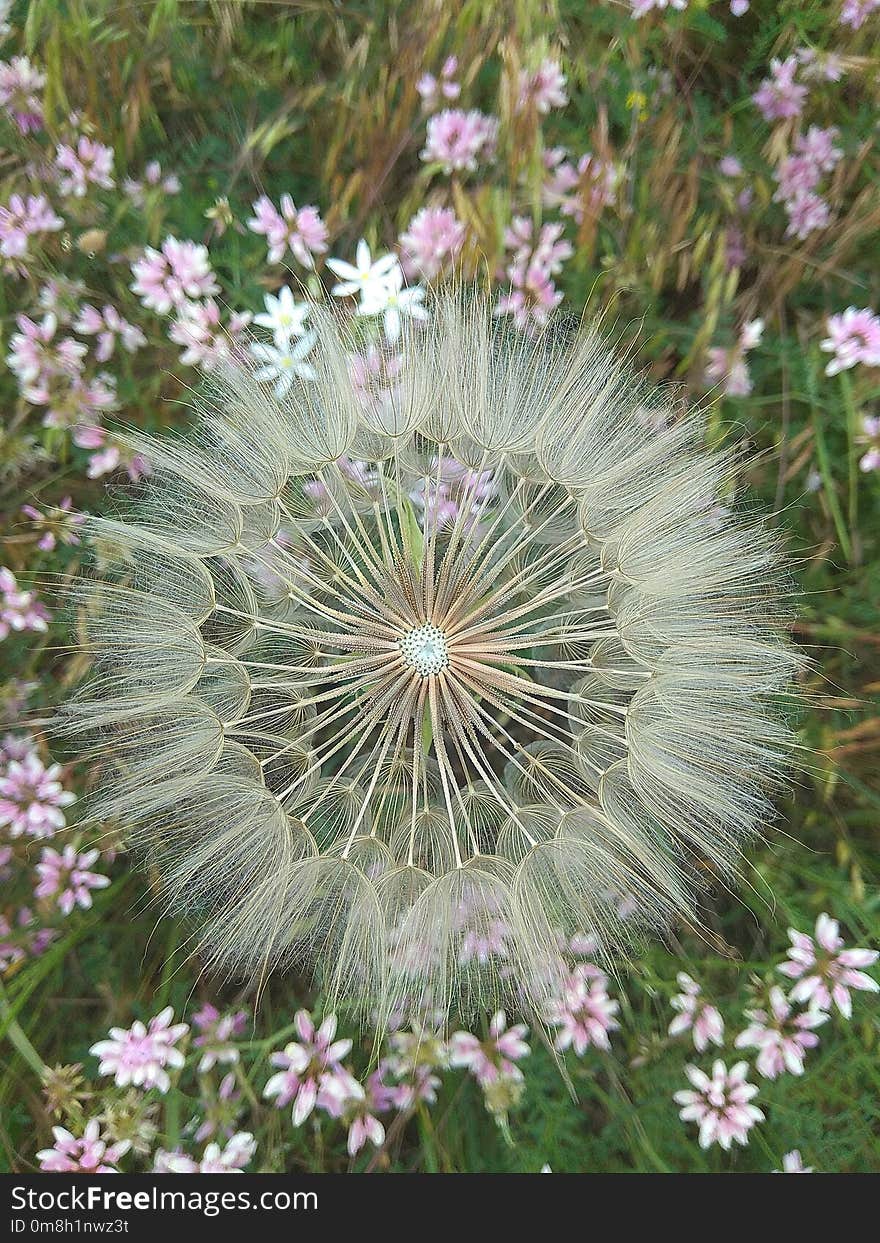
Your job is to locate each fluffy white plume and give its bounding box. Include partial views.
[62,293,800,1024]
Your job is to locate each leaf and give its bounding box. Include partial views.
[398,496,426,569]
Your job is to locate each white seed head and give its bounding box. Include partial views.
[399,624,450,677]
[62,292,800,1025]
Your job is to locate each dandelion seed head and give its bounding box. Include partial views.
[399,624,450,678]
[63,292,799,1025]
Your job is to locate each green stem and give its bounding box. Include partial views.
[811,408,853,564]
[0,980,47,1079]
[804,354,852,563]
[839,370,860,548]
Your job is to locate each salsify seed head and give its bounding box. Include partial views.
[63,294,799,1025]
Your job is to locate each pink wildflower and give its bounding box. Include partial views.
[192,1003,247,1072]
[820,307,880,376]
[55,137,115,197]
[123,159,180,206]
[169,299,250,370]
[734,985,827,1078]
[784,191,830,240]
[416,56,460,110]
[399,205,466,279]
[263,1010,359,1127]
[1,907,56,970]
[0,56,45,132]
[839,0,880,28]
[346,1108,385,1157]
[668,972,725,1051]
[495,262,562,332]
[90,1006,189,1092]
[343,1068,393,1155]
[1,734,35,763]
[797,126,843,172]
[705,319,762,396]
[631,0,688,15]
[35,845,110,915]
[0,568,51,642]
[542,148,617,223]
[74,304,146,362]
[193,1070,243,1143]
[504,217,572,274]
[753,57,807,122]
[421,109,499,173]
[546,963,620,1054]
[0,194,63,261]
[37,372,117,431]
[517,60,567,114]
[449,1011,530,1084]
[246,193,328,267]
[21,496,85,552]
[6,312,86,390]
[675,1060,764,1150]
[497,216,571,332]
[796,48,845,83]
[348,345,404,422]
[409,457,496,533]
[857,415,880,473]
[0,749,73,838]
[155,1132,255,1174]
[385,1029,446,1110]
[387,1064,442,1111]
[774,155,822,202]
[778,913,878,1017]
[37,1121,129,1173]
[73,425,149,482]
[725,226,747,270]
[131,236,219,315]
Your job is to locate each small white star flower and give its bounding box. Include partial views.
[326,239,399,303]
[253,286,310,345]
[250,331,317,397]
[740,318,764,350]
[358,265,428,343]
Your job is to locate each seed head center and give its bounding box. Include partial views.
[399,623,450,678]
